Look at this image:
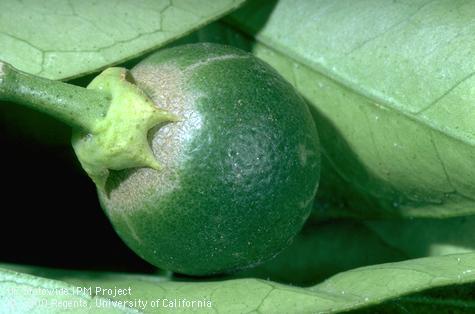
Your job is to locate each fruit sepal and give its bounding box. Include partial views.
[72,67,176,190]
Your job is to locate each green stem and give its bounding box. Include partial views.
[0,61,176,188]
[0,61,109,131]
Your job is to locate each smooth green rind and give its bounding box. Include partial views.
[227,0,475,218]
[0,0,246,80]
[2,253,475,313]
[71,67,176,189]
[99,43,320,275]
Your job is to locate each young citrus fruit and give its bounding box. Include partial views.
[99,43,320,275]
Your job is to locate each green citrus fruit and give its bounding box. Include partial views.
[99,43,320,275]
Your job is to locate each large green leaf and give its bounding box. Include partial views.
[2,253,475,313]
[365,216,475,258]
[0,267,132,313]
[226,0,475,218]
[352,283,475,313]
[0,0,246,80]
[236,219,405,286]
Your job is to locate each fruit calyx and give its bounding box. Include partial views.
[72,67,177,190]
[0,60,177,190]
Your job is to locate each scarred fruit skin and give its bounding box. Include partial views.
[98,43,320,275]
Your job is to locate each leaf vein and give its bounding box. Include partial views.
[344,0,438,57]
[417,70,475,115]
[430,131,475,202]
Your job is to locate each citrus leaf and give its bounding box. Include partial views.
[236,219,405,286]
[2,253,475,313]
[365,216,475,258]
[0,267,133,313]
[352,283,475,313]
[0,0,246,80]
[227,0,475,218]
